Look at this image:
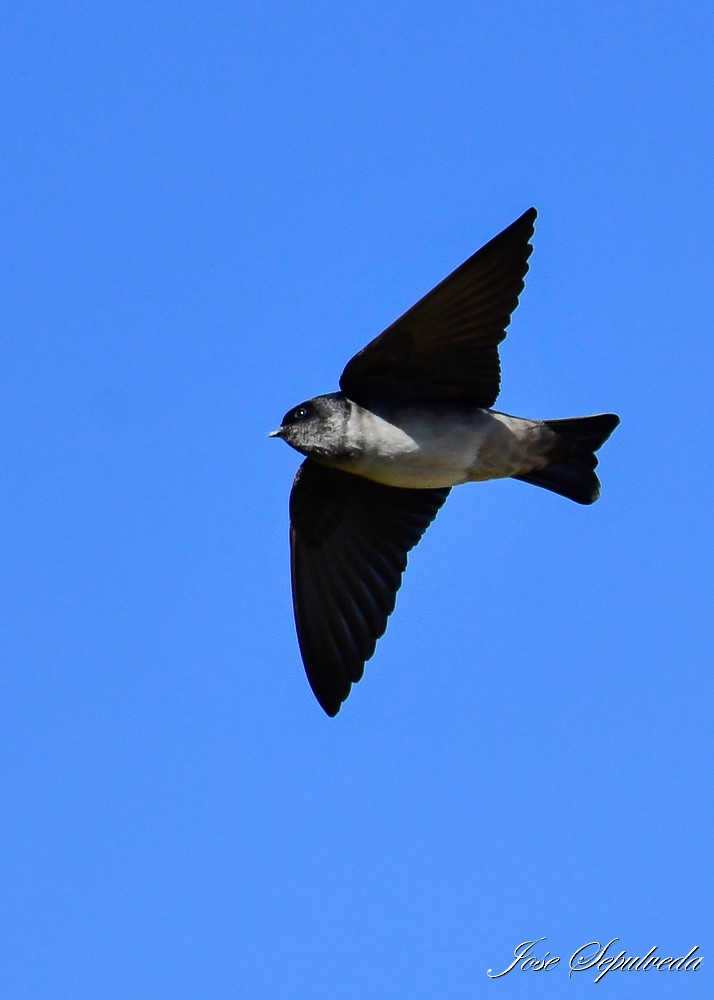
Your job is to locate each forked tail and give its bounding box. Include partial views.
[513,413,620,505]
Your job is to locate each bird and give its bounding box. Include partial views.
[270,208,619,716]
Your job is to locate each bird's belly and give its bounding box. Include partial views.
[337,407,545,489]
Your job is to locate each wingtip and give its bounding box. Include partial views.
[313,686,344,717]
[522,206,538,228]
[502,207,537,241]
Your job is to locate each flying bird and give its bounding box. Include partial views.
[270,209,619,716]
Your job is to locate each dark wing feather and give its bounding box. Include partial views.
[340,208,537,407]
[289,459,450,716]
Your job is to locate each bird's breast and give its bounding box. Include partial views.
[330,403,550,489]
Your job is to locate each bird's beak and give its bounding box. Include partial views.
[268,427,283,438]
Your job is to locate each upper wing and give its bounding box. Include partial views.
[289,459,450,716]
[340,208,537,408]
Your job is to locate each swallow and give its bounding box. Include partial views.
[270,208,619,715]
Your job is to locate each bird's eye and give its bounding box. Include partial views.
[292,407,308,421]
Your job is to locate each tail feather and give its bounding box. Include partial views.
[514,413,619,505]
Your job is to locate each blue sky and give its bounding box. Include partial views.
[2,3,712,998]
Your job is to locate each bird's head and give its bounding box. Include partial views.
[269,393,350,460]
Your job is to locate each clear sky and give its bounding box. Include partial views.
[2,3,712,998]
